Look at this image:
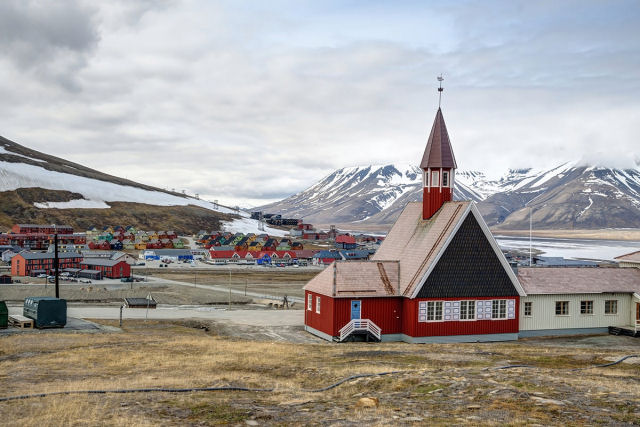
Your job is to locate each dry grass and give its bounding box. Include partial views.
[1,322,639,425]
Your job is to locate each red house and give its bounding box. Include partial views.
[80,259,130,279]
[304,104,524,343]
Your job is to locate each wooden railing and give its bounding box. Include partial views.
[338,319,381,342]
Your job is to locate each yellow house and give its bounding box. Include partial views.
[148,231,159,240]
[134,240,147,250]
[248,241,263,252]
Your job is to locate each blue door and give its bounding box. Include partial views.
[351,300,361,320]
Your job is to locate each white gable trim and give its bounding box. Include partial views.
[410,203,473,299]
[410,202,526,299]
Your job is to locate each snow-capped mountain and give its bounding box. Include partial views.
[0,135,282,235]
[480,162,640,230]
[259,162,640,230]
[258,164,498,226]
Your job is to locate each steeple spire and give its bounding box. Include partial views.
[421,76,457,220]
[438,74,444,108]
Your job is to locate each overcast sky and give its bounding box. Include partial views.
[1,0,639,207]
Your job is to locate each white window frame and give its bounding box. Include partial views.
[580,300,594,315]
[442,171,449,187]
[604,300,618,315]
[315,296,321,314]
[307,294,312,311]
[555,301,569,316]
[491,299,507,319]
[426,301,443,322]
[431,170,439,187]
[459,300,475,320]
[523,301,533,317]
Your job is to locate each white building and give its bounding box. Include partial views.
[615,250,640,269]
[517,267,640,337]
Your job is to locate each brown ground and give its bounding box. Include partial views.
[1,268,315,304]
[150,269,314,299]
[0,321,639,426]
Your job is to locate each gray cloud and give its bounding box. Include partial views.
[1,1,639,206]
[0,0,100,90]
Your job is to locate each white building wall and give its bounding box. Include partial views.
[520,293,633,331]
[618,261,640,268]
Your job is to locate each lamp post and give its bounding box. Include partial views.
[53,224,59,298]
[529,206,533,267]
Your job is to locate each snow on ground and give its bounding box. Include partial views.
[0,160,239,213]
[33,200,111,209]
[221,217,287,236]
[0,160,268,233]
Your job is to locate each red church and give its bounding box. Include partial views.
[304,101,525,343]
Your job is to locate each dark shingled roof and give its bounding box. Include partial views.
[19,251,82,260]
[420,108,457,169]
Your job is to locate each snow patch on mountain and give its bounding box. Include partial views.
[0,160,240,214]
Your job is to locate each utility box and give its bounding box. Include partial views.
[0,301,7,329]
[23,297,67,328]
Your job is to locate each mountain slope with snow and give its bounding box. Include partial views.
[260,161,640,230]
[258,164,497,226]
[0,135,281,235]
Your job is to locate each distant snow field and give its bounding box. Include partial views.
[222,217,287,236]
[0,160,239,213]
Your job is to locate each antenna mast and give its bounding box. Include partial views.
[437,74,444,108]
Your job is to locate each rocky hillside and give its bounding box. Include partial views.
[259,162,640,230]
[0,135,281,235]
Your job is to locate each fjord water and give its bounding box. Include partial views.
[495,236,640,261]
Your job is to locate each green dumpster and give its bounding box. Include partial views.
[23,297,67,328]
[0,301,7,329]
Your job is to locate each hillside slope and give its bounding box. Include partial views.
[0,135,282,235]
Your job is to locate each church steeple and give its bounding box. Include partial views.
[421,77,456,220]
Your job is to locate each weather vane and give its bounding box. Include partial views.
[437,74,444,108]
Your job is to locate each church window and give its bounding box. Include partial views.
[460,300,475,320]
[442,171,449,187]
[426,301,443,321]
[431,171,439,187]
[492,299,507,319]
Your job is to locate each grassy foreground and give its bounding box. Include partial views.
[1,321,639,426]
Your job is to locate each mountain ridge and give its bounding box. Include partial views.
[258,162,640,231]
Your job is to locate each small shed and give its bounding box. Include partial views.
[124,297,157,309]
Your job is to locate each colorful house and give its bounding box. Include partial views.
[80,259,131,279]
[11,252,84,276]
[304,105,523,343]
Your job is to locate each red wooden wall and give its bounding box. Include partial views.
[304,293,520,339]
[333,297,403,336]
[403,296,520,337]
[304,290,335,337]
[423,186,452,219]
